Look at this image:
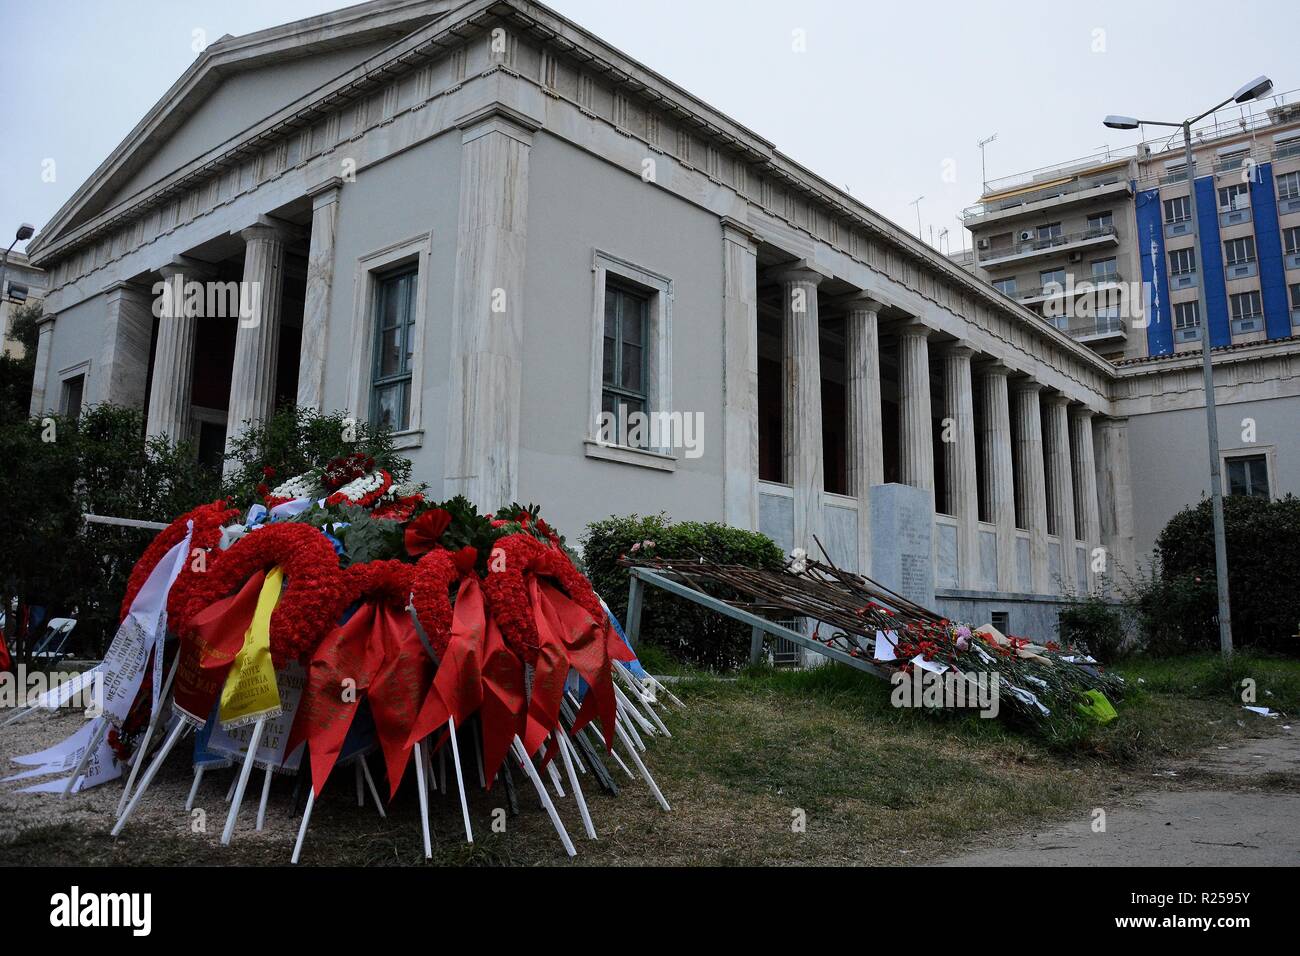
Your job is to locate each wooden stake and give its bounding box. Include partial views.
[511,736,575,858]
[185,766,205,811]
[557,730,596,840]
[615,717,671,812]
[359,756,386,819]
[256,767,273,831]
[62,717,108,799]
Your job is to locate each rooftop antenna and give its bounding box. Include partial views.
[977,132,998,190]
[938,226,950,256]
[910,195,924,239]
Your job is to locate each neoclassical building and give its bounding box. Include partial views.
[25,0,1300,636]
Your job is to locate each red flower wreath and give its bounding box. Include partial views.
[409,546,477,660]
[339,559,415,610]
[172,523,346,667]
[481,532,547,664]
[325,469,392,508]
[120,500,238,622]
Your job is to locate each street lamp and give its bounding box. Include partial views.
[0,223,36,304]
[1104,75,1274,658]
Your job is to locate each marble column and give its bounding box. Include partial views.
[94,283,153,410]
[776,264,825,554]
[942,344,979,587]
[1095,416,1137,592]
[1071,407,1102,592]
[224,219,289,469]
[444,109,533,510]
[721,218,760,531]
[297,179,342,411]
[1012,381,1050,594]
[1042,393,1077,594]
[28,314,56,416]
[843,295,884,575]
[897,321,934,496]
[979,363,1017,592]
[146,258,209,443]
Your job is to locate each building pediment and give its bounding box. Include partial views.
[29,0,458,256]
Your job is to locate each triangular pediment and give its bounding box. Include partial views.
[31,0,461,255]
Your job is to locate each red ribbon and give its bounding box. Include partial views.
[522,577,573,757]
[284,602,383,797]
[404,508,452,558]
[479,614,526,786]
[406,576,486,751]
[367,603,433,798]
[173,570,266,724]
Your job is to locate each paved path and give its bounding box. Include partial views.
[941,732,1300,866]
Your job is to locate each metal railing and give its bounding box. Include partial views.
[1067,316,1127,340]
[980,224,1119,262]
[962,174,1130,221]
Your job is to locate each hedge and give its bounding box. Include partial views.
[581,513,784,670]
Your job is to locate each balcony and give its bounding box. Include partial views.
[1225,260,1258,281]
[1017,272,1123,304]
[1170,270,1199,291]
[1220,205,1252,228]
[978,225,1120,268]
[1174,325,1202,344]
[1165,218,1193,239]
[1068,316,1127,344]
[1231,315,1265,335]
[962,177,1131,225]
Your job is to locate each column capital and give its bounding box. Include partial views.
[102,280,152,300]
[1068,404,1097,421]
[1010,376,1043,394]
[770,260,829,286]
[976,358,1013,378]
[307,177,344,209]
[1041,391,1072,409]
[456,102,542,143]
[157,255,217,281]
[939,339,978,359]
[894,317,932,339]
[834,291,887,314]
[720,216,762,248]
[235,215,301,245]
[36,312,56,330]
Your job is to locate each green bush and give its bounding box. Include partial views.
[1136,494,1300,656]
[582,513,783,670]
[0,404,221,658]
[223,405,413,504]
[1056,594,1128,662]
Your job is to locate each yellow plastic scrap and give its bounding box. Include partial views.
[1076,689,1118,724]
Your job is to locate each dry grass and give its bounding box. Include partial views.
[1,657,1292,867]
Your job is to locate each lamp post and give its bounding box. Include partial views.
[0,223,35,303]
[1104,75,1273,658]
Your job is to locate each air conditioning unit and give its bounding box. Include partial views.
[977,238,990,250]
[1068,251,1083,263]
[1018,230,1035,242]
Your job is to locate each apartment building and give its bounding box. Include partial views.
[1,249,46,357]
[963,91,1300,362]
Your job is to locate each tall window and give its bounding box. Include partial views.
[1277,170,1300,200]
[1217,183,1250,210]
[61,375,85,422]
[1226,454,1269,499]
[602,281,650,447]
[1224,236,1256,266]
[1169,247,1196,275]
[1292,282,1300,309]
[992,277,1018,296]
[1284,226,1300,255]
[1039,267,1066,289]
[1163,195,1191,223]
[370,267,417,431]
[1036,222,1062,242]
[1230,290,1263,320]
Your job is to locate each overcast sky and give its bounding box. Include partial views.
[2,0,1293,259]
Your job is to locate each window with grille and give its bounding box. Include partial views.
[1230,290,1262,320]
[1277,171,1300,201]
[602,281,650,447]
[1217,183,1250,210]
[1163,196,1190,223]
[1174,301,1201,330]
[1169,247,1196,275]
[1224,236,1256,266]
[369,267,417,431]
